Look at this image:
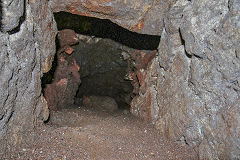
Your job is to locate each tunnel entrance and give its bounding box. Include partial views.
[73,35,133,109]
[41,12,160,123]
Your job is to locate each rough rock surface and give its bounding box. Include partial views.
[159,1,240,159]
[131,55,160,122]
[57,29,79,47]
[0,0,57,157]
[132,0,240,159]
[0,0,25,32]
[83,95,118,112]
[49,0,169,35]
[0,0,239,159]
[44,29,81,110]
[129,50,157,95]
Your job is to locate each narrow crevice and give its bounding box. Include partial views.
[227,0,232,11]
[41,37,59,95]
[193,54,203,59]
[179,28,192,58]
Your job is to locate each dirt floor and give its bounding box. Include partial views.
[9,106,198,160]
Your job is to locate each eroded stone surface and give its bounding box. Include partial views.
[44,29,81,111]
[0,0,25,32]
[131,0,240,159]
[0,0,239,159]
[0,0,57,157]
[49,0,169,35]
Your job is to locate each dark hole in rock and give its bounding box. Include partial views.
[73,35,134,110]
[41,12,160,118]
[41,37,59,91]
[54,12,160,50]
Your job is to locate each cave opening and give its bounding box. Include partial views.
[41,11,160,125]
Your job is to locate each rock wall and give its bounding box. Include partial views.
[0,0,57,157]
[132,0,240,159]
[0,0,239,159]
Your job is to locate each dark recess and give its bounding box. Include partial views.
[41,37,60,95]
[54,11,160,50]
[42,12,161,110]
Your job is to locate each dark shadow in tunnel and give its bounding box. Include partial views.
[41,52,58,95]
[54,11,160,50]
[42,11,161,113]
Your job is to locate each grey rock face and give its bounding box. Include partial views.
[131,0,240,159]
[0,0,25,32]
[0,0,57,158]
[155,0,239,159]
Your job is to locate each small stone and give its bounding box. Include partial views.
[65,47,74,55]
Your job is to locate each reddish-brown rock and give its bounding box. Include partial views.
[129,50,157,95]
[44,30,81,110]
[44,54,81,110]
[58,29,79,47]
[131,56,159,122]
[131,50,157,70]
[49,0,169,35]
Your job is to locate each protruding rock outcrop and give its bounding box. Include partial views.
[44,29,81,110]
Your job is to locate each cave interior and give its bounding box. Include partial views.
[41,11,160,120]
